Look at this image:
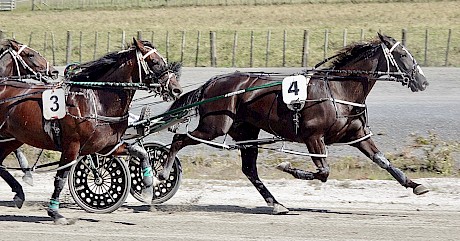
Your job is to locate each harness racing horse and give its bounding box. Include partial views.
[0,39,58,80]
[0,39,59,204]
[159,34,429,214]
[0,38,183,224]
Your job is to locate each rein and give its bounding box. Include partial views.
[64,81,160,89]
[0,89,47,105]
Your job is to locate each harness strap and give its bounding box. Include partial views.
[142,48,157,60]
[389,41,400,53]
[17,45,27,54]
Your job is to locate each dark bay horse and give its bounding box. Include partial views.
[159,34,429,214]
[0,39,58,80]
[0,38,59,202]
[0,38,182,224]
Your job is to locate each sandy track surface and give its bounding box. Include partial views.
[0,172,459,241]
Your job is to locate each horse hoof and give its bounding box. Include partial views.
[13,195,24,209]
[54,217,69,225]
[413,184,429,195]
[276,162,291,172]
[22,173,34,186]
[272,203,289,215]
[143,174,162,187]
[152,176,162,187]
[141,186,154,204]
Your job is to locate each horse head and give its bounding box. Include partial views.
[378,33,429,92]
[132,38,183,101]
[0,39,59,80]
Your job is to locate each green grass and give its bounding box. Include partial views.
[1,1,459,66]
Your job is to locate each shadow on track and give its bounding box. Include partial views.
[125,204,408,218]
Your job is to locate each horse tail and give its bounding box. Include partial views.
[161,83,207,122]
[169,88,203,112]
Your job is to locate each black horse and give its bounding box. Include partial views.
[0,39,182,223]
[158,34,429,214]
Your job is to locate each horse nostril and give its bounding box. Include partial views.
[173,88,182,96]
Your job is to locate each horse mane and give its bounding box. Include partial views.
[328,37,382,69]
[67,40,176,83]
[0,39,19,54]
[67,50,131,82]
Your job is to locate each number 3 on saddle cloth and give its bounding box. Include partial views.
[42,88,66,120]
[282,75,310,134]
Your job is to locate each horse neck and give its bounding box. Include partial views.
[105,65,138,115]
[87,54,139,117]
[328,58,379,103]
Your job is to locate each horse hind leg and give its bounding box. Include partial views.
[127,144,160,204]
[241,146,289,215]
[159,122,225,181]
[0,141,26,208]
[229,124,289,215]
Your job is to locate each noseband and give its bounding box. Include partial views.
[381,41,421,85]
[0,44,51,81]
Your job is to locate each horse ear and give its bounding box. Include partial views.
[133,38,144,50]
[377,33,392,46]
[9,39,19,49]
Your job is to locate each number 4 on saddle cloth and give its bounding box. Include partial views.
[282,75,310,134]
[282,75,310,111]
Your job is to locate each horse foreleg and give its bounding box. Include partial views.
[14,148,33,186]
[352,138,429,195]
[277,137,330,182]
[47,167,70,224]
[0,168,25,208]
[0,141,25,208]
[47,143,81,225]
[128,144,158,204]
[158,132,201,181]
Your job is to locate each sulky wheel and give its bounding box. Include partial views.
[129,142,182,204]
[68,154,131,213]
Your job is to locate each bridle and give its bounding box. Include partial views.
[380,41,423,85]
[135,45,176,97]
[0,44,52,81]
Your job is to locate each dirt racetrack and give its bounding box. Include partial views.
[0,173,459,241]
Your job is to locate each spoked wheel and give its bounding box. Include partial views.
[68,154,131,213]
[129,142,182,204]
